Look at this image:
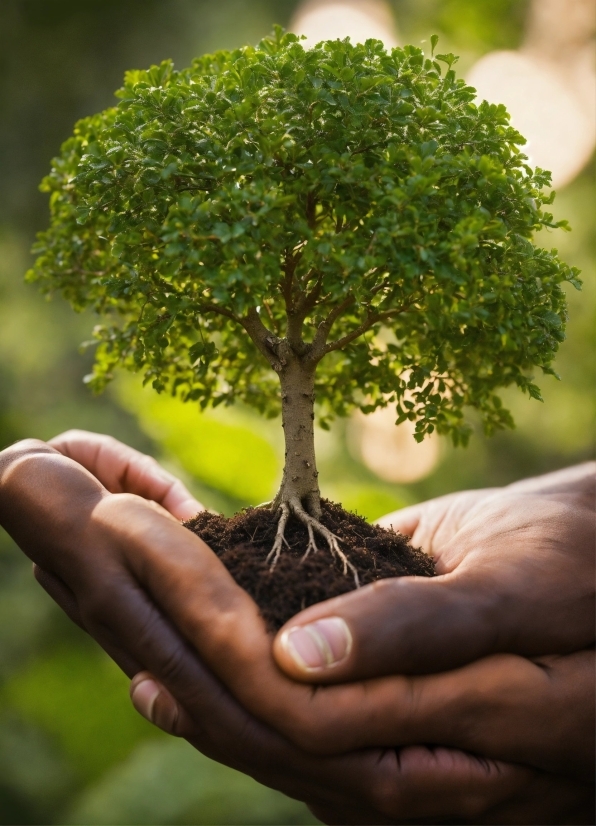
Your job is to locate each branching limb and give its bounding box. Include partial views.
[239,307,285,373]
[322,306,412,356]
[281,250,297,314]
[200,302,242,324]
[310,293,355,360]
[322,313,378,355]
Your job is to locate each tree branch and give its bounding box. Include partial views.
[296,273,323,316]
[281,250,297,314]
[242,307,280,369]
[322,306,409,356]
[286,273,324,356]
[199,302,241,324]
[310,293,355,360]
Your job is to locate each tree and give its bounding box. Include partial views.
[29,28,578,567]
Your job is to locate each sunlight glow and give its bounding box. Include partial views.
[466,0,595,189]
[349,407,440,484]
[290,0,398,48]
[467,51,595,189]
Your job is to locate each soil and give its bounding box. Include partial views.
[185,499,435,631]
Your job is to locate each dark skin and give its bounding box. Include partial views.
[0,432,593,824]
[274,465,595,680]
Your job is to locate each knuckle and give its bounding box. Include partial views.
[99,433,125,454]
[0,439,54,473]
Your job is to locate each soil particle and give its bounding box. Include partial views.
[185,499,435,631]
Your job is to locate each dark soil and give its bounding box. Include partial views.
[185,499,435,631]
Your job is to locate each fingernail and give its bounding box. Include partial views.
[131,678,161,723]
[280,618,352,671]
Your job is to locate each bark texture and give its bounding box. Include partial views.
[273,359,320,518]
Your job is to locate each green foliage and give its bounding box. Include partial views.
[29,28,577,444]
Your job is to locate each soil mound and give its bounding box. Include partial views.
[185,500,434,631]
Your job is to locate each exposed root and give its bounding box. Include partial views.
[302,518,319,561]
[266,502,291,568]
[268,498,360,588]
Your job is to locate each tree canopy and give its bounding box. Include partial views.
[29,28,578,444]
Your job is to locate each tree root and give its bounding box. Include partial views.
[266,502,291,567]
[267,498,360,588]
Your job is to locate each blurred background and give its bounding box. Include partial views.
[0,0,593,823]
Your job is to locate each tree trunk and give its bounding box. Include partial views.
[272,357,321,519]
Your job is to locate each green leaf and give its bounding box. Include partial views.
[527,384,544,402]
[435,53,459,69]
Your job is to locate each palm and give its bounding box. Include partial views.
[378,465,595,656]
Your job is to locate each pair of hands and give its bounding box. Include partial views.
[0,432,593,824]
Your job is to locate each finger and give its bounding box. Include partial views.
[127,672,532,825]
[291,651,593,781]
[273,573,495,681]
[130,672,193,736]
[49,430,203,520]
[409,651,595,781]
[0,443,107,577]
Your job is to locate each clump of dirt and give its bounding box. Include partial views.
[185,499,434,631]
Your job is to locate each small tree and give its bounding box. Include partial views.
[29,30,578,569]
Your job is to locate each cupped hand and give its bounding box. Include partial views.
[273,464,595,682]
[23,449,584,783]
[0,436,568,825]
[2,439,593,817]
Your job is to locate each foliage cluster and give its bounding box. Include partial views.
[29,29,577,444]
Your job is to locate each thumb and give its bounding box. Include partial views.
[273,573,495,682]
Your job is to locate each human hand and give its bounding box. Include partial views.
[1,441,592,821]
[36,451,587,785]
[49,429,202,520]
[61,458,593,777]
[128,668,594,826]
[0,437,561,825]
[273,464,595,682]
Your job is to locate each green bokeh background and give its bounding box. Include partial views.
[0,1,593,823]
